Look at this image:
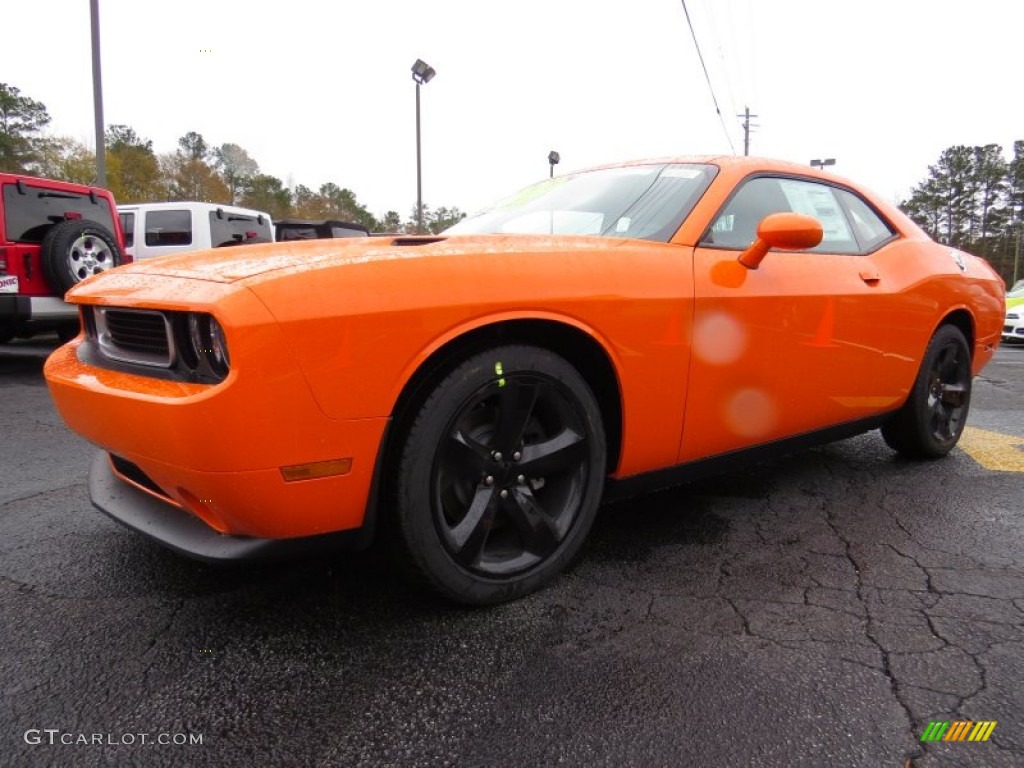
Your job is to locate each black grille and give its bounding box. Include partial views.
[103,310,169,356]
[110,454,172,500]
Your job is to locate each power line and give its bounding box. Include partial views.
[699,0,740,121]
[680,0,736,155]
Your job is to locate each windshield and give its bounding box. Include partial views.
[445,163,716,242]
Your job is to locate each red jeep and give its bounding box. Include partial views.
[0,173,127,343]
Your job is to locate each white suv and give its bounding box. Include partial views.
[118,202,273,261]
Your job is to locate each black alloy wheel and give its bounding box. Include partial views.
[881,324,972,458]
[392,345,606,604]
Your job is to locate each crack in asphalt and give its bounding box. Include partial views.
[141,599,186,683]
[827,462,1024,762]
[0,481,86,508]
[812,465,925,764]
[724,597,753,637]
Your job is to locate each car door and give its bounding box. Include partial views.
[678,174,908,463]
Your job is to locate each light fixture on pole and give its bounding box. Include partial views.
[411,59,436,234]
[548,150,560,179]
[810,158,836,171]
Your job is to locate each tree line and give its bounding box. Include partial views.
[0,82,464,234]
[900,142,1023,285]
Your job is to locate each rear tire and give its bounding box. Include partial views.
[881,325,972,458]
[390,345,606,605]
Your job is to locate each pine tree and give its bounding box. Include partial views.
[0,83,52,173]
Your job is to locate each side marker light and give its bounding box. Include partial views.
[280,458,353,482]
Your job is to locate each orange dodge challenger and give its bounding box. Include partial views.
[45,156,1005,604]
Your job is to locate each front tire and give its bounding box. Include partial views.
[881,324,972,458]
[391,345,606,605]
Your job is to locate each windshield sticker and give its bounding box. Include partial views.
[662,167,703,178]
[496,178,567,211]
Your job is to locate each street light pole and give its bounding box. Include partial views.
[415,81,422,231]
[90,0,106,186]
[411,59,436,234]
[1014,221,1021,286]
[810,158,836,172]
[548,150,560,179]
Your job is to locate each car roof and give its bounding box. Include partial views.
[274,218,368,230]
[118,201,271,217]
[0,173,116,198]
[584,155,853,182]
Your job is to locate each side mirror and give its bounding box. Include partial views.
[738,212,824,269]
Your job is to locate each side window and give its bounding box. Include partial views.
[119,212,135,248]
[703,176,859,254]
[145,210,192,246]
[836,189,895,252]
[705,177,791,249]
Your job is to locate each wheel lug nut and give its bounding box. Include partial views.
[493,451,503,461]
[484,475,494,486]
[513,451,522,461]
[517,475,526,484]
[500,489,509,499]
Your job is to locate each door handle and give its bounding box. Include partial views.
[859,268,880,285]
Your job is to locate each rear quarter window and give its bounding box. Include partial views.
[836,189,896,252]
[2,184,116,243]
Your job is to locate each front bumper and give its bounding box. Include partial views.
[46,335,389,540]
[1,295,77,331]
[90,452,367,561]
[1002,317,1024,342]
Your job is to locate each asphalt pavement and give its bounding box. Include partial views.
[2,337,1022,768]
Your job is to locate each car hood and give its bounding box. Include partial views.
[111,234,629,284]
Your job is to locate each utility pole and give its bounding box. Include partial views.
[737,106,758,156]
[90,0,106,186]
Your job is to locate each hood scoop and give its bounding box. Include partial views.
[389,236,447,247]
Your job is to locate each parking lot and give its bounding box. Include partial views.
[2,338,1023,767]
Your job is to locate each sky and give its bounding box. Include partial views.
[2,0,1021,220]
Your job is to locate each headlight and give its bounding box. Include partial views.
[187,314,205,358]
[185,313,230,380]
[208,315,230,373]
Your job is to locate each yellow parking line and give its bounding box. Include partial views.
[958,427,1024,472]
